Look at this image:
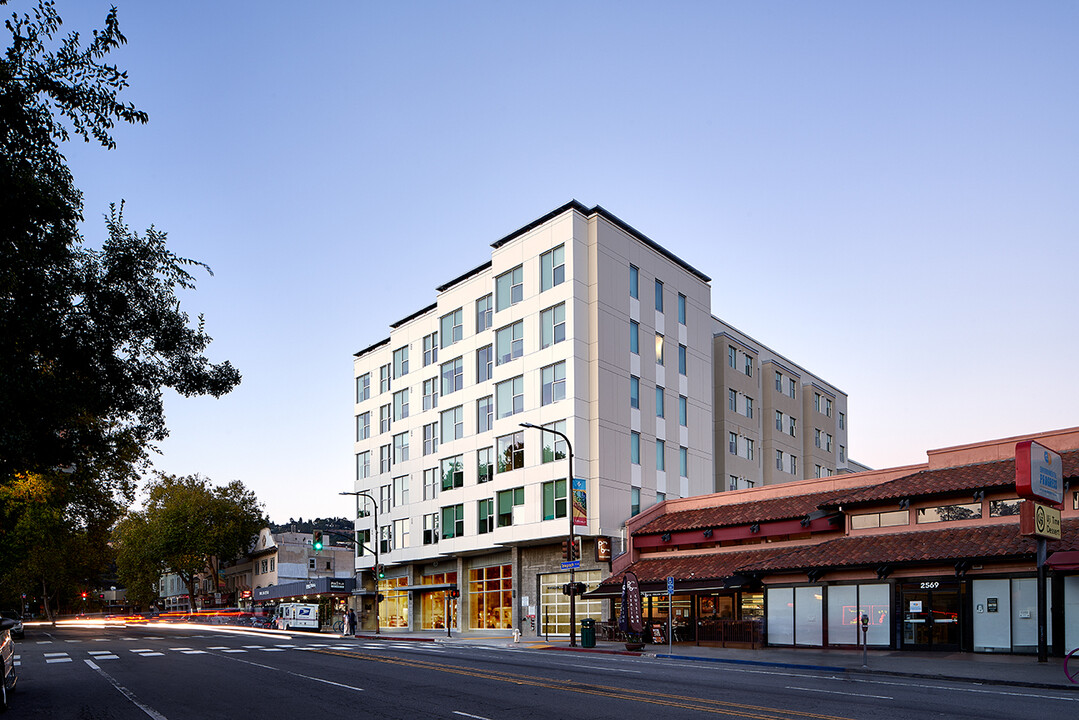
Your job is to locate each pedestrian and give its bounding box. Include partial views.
[342,608,352,636]
[347,607,357,636]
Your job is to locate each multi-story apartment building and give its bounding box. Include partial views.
[714,320,868,492]
[351,201,714,635]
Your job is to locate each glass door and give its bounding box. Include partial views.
[901,581,961,650]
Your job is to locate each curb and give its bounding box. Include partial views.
[656,653,845,673]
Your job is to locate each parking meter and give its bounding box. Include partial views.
[860,613,869,668]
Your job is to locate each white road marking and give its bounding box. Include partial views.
[180,650,207,655]
[36,640,53,644]
[46,657,72,663]
[85,659,170,720]
[786,686,893,700]
[168,647,191,651]
[43,652,68,657]
[221,655,365,692]
[259,648,286,652]
[222,649,246,653]
[568,663,642,674]
[453,712,492,720]
[88,650,115,655]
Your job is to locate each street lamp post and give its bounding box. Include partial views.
[520,421,579,648]
[339,490,379,635]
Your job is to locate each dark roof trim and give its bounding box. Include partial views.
[391,302,438,330]
[714,331,759,356]
[761,357,802,380]
[435,261,493,293]
[491,200,712,284]
[354,337,390,359]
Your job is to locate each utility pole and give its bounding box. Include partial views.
[339,490,380,635]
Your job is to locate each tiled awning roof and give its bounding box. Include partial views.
[737,518,1079,573]
[596,547,786,591]
[634,490,848,536]
[820,450,1079,509]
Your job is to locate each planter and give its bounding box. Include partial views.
[624,642,645,651]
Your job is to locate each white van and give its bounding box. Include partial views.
[275,603,319,631]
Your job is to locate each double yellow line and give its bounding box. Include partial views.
[305,648,857,720]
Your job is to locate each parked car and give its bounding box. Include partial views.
[0,613,21,641]
[1,616,17,712]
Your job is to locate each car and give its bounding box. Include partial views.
[0,616,17,712]
[0,613,22,641]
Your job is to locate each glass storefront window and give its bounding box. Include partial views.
[539,570,603,636]
[741,592,764,618]
[794,586,823,646]
[378,577,409,628]
[470,563,513,629]
[827,584,889,646]
[767,588,794,645]
[420,572,458,630]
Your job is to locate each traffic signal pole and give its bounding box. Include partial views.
[340,490,379,635]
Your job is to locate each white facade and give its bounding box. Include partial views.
[351,202,713,579]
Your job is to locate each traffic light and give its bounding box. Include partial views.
[81,591,88,600]
[376,564,386,579]
[376,593,385,603]
[561,540,569,560]
[573,582,586,596]
[448,588,460,599]
[313,530,324,552]
[564,537,579,561]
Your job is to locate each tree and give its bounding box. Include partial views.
[114,473,266,610]
[0,1,240,583]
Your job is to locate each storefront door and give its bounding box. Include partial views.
[901,581,961,650]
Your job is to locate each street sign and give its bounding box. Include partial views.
[561,560,581,570]
[1016,441,1063,505]
[667,576,675,595]
[1020,501,1062,539]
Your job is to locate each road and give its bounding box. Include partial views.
[6,623,1078,719]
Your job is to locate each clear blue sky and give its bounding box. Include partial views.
[44,1,1079,524]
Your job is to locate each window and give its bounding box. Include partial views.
[655,334,664,366]
[790,455,798,475]
[789,379,796,398]
[631,487,640,516]
[728,388,737,412]
[393,388,409,421]
[497,487,524,527]
[745,438,754,460]
[825,398,833,418]
[839,412,845,430]
[743,354,752,377]
[678,345,687,375]
[543,479,567,520]
[497,431,524,472]
[629,265,639,299]
[728,346,736,368]
[441,504,464,539]
[379,444,391,474]
[729,475,738,491]
[826,434,833,452]
[654,279,664,312]
[990,499,1022,517]
[476,344,493,382]
[629,320,639,354]
[840,445,845,462]
[379,524,392,553]
[775,410,782,432]
[495,265,523,311]
[440,406,463,443]
[380,484,392,514]
[423,422,438,455]
[393,475,409,506]
[630,432,640,464]
[423,468,438,500]
[744,396,753,419]
[478,498,494,534]
[440,309,463,348]
[477,395,493,433]
[380,364,391,393]
[440,455,463,490]
[775,371,782,392]
[678,293,686,325]
[541,362,566,405]
[380,404,391,433]
[917,503,981,524]
[678,396,687,426]
[356,451,370,480]
[815,429,821,448]
[423,332,438,366]
[789,417,797,437]
[423,513,439,544]
[679,447,688,478]
[440,356,463,397]
[540,245,565,291]
[476,294,492,333]
[477,447,494,483]
[496,375,524,418]
[814,464,823,478]
[423,377,438,410]
[656,439,665,471]
[393,346,409,378]
[393,432,409,463]
[728,432,737,454]
[776,449,784,471]
[541,420,567,463]
[357,412,370,441]
[814,393,821,413]
[851,510,909,530]
[496,321,523,364]
[356,373,370,402]
[540,303,566,348]
[630,376,640,409]
[655,386,665,418]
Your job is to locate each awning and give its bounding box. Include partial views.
[1046,550,1079,571]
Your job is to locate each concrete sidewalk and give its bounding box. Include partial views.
[348,631,1079,691]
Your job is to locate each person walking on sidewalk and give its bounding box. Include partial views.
[347,607,357,637]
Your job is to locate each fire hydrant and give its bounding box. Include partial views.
[513,628,521,643]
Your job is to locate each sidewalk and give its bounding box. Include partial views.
[348,630,1078,691]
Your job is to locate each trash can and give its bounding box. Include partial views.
[580,618,596,648]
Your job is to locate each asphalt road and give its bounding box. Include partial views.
[6,624,1078,719]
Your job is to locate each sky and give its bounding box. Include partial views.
[37,1,1079,524]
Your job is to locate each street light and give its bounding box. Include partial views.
[519,421,580,648]
[340,490,380,635]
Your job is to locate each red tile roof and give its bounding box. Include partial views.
[634,490,847,536]
[738,518,1079,573]
[821,450,1079,509]
[597,547,790,588]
